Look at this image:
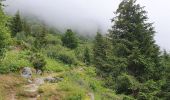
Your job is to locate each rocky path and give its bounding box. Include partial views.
[11,74,63,100]
[22,83,40,100]
[10,77,45,100]
[10,67,95,100]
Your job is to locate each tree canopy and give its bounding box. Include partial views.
[109,0,162,81]
[61,29,78,49]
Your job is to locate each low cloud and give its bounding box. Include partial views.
[4,0,115,35]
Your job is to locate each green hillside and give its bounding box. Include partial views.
[0,0,170,100]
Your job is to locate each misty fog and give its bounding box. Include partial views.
[3,0,170,50]
[4,0,115,36]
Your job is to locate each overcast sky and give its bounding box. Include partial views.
[4,0,170,50]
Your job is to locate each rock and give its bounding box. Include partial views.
[21,67,32,79]
[36,70,42,75]
[79,68,84,71]
[44,76,57,83]
[35,78,44,85]
[22,84,39,98]
[55,77,64,82]
[28,79,33,83]
[44,76,63,83]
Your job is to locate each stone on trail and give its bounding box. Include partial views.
[35,78,44,85]
[44,76,63,83]
[44,76,57,83]
[36,69,42,75]
[22,84,39,98]
[21,67,32,79]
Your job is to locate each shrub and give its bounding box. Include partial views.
[137,80,161,100]
[45,58,66,72]
[46,45,60,59]
[61,29,78,49]
[16,31,27,41]
[123,96,135,100]
[116,73,140,95]
[74,46,84,62]
[137,92,147,100]
[45,34,62,45]
[46,45,77,65]
[65,94,83,100]
[84,67,96,77]
[25,36,35,46]
[58,53,77,65]
[59,77,86,100]
[0,8,11,58]
[30,53,46,72]
[0,50,31,73]
[83,47,91,65]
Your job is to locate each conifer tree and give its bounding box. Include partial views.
[93,32,104,71]
[61,29,78,49]
[93,32,113,77]
[10,11,22,37]
[83,47,91,65]
[33,24,47,49]
[109,0,161,81]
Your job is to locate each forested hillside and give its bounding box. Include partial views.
[0,0,170,100]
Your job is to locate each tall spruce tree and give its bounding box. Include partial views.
[160,51,170,99]
[33,24,47,49]
[10,11,22,37]
[109,0,162,81]
[93,32,113,77]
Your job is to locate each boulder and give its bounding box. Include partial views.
[21,67,32,79]
[44,76,63,83]
[36,69,42,75]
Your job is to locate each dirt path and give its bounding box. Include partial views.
[10,91,16,100]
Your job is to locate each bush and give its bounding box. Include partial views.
[30,53,46,71]
[123,96,135,100]
[137,92,147,100]
[116,73,140,95]
[137,80,161,100]
[84,67,96,77]
[16,31,27,41]
[25,36,35,46]
[46,45,77,65]
[46,45,61,59]
[58,73,86,100]
[45,34,62,45]
[0,6,11,58]
[0,50,31,73]
[45,58,66,72]
[58,53,77,65]
[61,29,78,49]
[74,45,86,62]
[65,94,83,100]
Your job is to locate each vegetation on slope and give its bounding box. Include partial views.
[0,0,170,100]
